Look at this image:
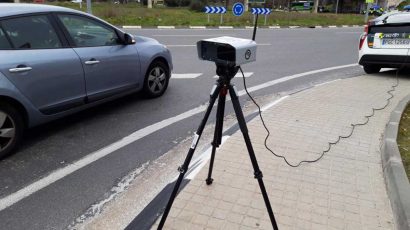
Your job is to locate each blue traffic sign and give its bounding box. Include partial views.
[205,6,227,14]
[251,8,272,15]
[232,2,245,16]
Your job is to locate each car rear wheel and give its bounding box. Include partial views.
[143,60,170,98]
[363,64,381,74]
[0,103,23,159]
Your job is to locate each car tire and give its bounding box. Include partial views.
[0,102,24,159]
[363,64,381,74]
[142,60,170,98]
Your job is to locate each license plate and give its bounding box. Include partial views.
[381,39,410,48]
[373,33,410,49]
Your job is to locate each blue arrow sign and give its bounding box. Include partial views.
[251,8,272,15]
[232,2,245,16]
[204,6,227,14]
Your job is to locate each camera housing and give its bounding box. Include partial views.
[197,36,257,67]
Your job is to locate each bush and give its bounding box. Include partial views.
[165,0,190,7]
[189,0,207,11]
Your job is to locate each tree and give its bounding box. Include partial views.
[313,0,319,12]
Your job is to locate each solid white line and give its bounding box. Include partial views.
[185,136,229,180]
[0,63,358,211]
[172,73,202,79]
[236,63,358,97]
[0,105,208,211]
[261,96,289,112]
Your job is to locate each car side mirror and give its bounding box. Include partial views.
[124,33,136,45]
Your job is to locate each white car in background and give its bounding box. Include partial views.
[359,12,410,73]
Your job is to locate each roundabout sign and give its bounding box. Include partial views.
[232,2,245,16]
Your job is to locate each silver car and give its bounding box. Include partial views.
[0,3,173,158]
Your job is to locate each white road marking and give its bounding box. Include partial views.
[0,63,358,211]
[236,63,358,97]
[167,43,271,47]
[122,26,142,29]
[153,34,231,37]
[172,73,202,79]
[189,26,206,29]
[185,136,229,180]
[213,72,254,78]
[269,26,281,29]
[158,26,175,29]
[261,96,289,112]
[219,26,234,29]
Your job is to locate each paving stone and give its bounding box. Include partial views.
[153,74,407,229]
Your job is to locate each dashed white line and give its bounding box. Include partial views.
[172,73,202,79]
[0,63,358,211]
[213,72,253,78]
[167,43,271,47]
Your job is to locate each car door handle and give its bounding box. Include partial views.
[9,66,32,73]
[85,60,100,65]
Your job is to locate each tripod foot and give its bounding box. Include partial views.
[205,178,213,185]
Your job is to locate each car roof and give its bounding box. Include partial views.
[373,11,410,25]
[0,3,80,18]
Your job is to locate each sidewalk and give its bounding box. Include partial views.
[152,73,410,230]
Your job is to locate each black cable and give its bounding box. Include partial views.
[239,54,408,167]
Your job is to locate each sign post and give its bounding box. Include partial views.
[364,0,374,23]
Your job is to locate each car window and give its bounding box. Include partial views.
[0,27,12,50]
[58,14,121,47]
[2,15,62,49]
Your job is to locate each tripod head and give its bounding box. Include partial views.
[216,65,239,83]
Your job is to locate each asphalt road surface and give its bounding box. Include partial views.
[0,27,365,230]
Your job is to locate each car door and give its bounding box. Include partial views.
[56,14,141,102]
[0,14,86,115]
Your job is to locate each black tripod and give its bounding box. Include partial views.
[158,65,279,230]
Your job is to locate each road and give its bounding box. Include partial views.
[0,27,364,230]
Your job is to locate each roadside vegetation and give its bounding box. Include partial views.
[49,2,366,26]
[397,104,410,181]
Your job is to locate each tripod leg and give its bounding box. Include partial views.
[228,85,279,230]
[206,86,227,185]
[157,84,222,230]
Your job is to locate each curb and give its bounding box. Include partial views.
[382,94,410,230]
[120,25,363,29]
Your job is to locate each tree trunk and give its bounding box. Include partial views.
[313,0,319,13]
[148,0,152,8]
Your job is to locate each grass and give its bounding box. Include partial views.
[48,2,367,27]
[397,104,410,181]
